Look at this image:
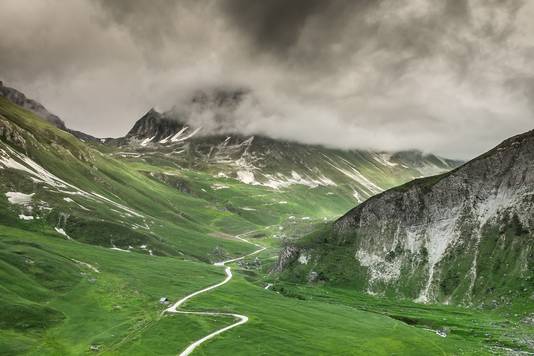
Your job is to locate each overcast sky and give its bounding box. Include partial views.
[1,0,533,159]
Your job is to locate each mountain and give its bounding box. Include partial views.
[0,85,531,355]
[0,80,99,142]
[278,129,534,307]
[107,90,462,209]
[0,84,460,256]
[0,81,67,130]
[124,108,183,142]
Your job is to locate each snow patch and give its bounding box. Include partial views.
[172,127,201,142]
[55,227,72,240]
[352,190,362,203]
[159,134,173,144]
[63,197,90,211]
[169,126,189,142]
[322,154,384,194]
[110,246,131,253]
[373,153,398,167]
[0,144,143,219]
[261,171,337,190]
[5,192,34,205]
[91,192,143,218]
[237,170,256,185]
[298,254,309,264]
[211,183,229,190]
[140,135,156,147]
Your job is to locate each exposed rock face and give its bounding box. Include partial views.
[125,109,184,142]
[273,245,300,273]
[0,118,27,149]
[281,130,534,305]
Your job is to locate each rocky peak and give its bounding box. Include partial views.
[125,109,185,142]
[123,88,249,145]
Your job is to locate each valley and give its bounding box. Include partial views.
[0,87,532,355]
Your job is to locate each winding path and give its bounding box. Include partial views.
[164,232,266,356]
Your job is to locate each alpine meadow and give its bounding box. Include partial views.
[0,1,533,355]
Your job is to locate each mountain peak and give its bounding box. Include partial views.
[146,107,160,115]
[125,108,185,142]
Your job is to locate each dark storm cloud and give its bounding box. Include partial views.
[218,0,520,70]
[0,0,533,158]
[219,0,330,54]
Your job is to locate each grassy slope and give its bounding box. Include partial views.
[1,98,529,354]
[1,227,505,355]
[177,268,488,355]
[0,225,225,355]
[0,97,262,259]
[265,281,534,355]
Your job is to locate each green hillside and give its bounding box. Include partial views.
[1,97,530,355]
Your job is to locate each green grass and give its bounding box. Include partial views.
[0,95,531,355]
[263,282,533,354]
[0,225,226,355]
[155,255,498,355]
[4,224,528,355]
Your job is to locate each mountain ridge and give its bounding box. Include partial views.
[279,126,534,307]
[0,80,100,143]
[0,80,67,130]
[0,83,531,354]
[105,104,462,204]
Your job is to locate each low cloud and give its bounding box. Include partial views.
[1,0,533,158]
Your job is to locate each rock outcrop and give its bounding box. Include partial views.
[281,130,534,305]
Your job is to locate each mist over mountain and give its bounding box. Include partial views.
[2,1,534,158]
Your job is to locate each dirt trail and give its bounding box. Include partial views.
[164,232,266,356]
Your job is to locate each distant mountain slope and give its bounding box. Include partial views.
[0,81,66,130]
[0,83,462,260]
[108,101,462,205]
[0,84,461,264]
[0,97,262,261]
[278,129,534,306]
[0,81,99,142]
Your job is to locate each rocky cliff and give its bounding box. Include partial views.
[125,109,184,142]
[279,129,534,306]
